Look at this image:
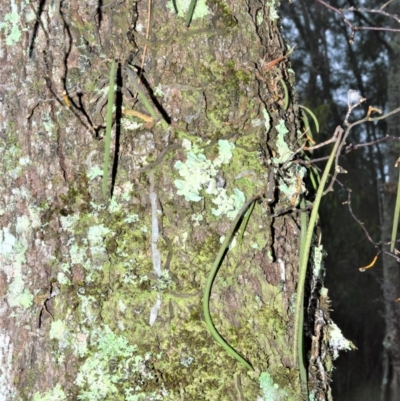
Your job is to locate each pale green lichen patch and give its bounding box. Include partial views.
[33,384,67,401]
[58,213,114,281]
[272,120,291,165]
[0,0,22,46]
[262,108,271,134]
[0,227,17,257]
[270,119,307,206]
[42,110,55,134]
[121,118,143,131]
[47,209,168,398]
[0,143,26,182]
[0,217,34,309]
[49,319,68,342]
[38,188,171,399]
[0,333,14,401]
[0,143,39,312]
[173,155,209,200]
[87,224,112,255]
[328,322,356,360]
[277,161,306,207]
[87,166,103,180]
[37,322,168,401]
[312,244,326,279]
[75,325,168,401]
[174,139,246,219]
[211,187,245,219]
[258,372,290,401]
[266,0,280,21]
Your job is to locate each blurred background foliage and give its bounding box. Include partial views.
[281,1,390,399]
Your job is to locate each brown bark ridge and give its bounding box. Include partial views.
[0,1,340,399]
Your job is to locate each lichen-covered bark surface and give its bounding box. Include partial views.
[0,1,325,400]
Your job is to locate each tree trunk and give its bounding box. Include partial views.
[0,1,344,400]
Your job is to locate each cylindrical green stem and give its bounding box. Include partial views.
[203,195,261,371]
[294,127,342,395]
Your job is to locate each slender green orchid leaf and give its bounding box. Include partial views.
[390,164,400,252]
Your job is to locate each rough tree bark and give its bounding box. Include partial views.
[0,1,347,400]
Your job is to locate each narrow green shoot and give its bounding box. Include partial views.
[279,79,289,110]
[102,59,116,199]
[239,199,256,247]
[185,0,197,27]
[299,105,320,135]
[125,66,158,121]
[390,165,400,252]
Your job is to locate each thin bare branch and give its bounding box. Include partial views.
[315,0,400,42]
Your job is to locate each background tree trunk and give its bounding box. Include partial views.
[0,1,342,399]
[381,3,400,399]
[281,1,388,399]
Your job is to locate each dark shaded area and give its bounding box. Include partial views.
[28,0,47,58]
[281,1,388,399]
[111,61,123,197]
[135,65,172,125]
